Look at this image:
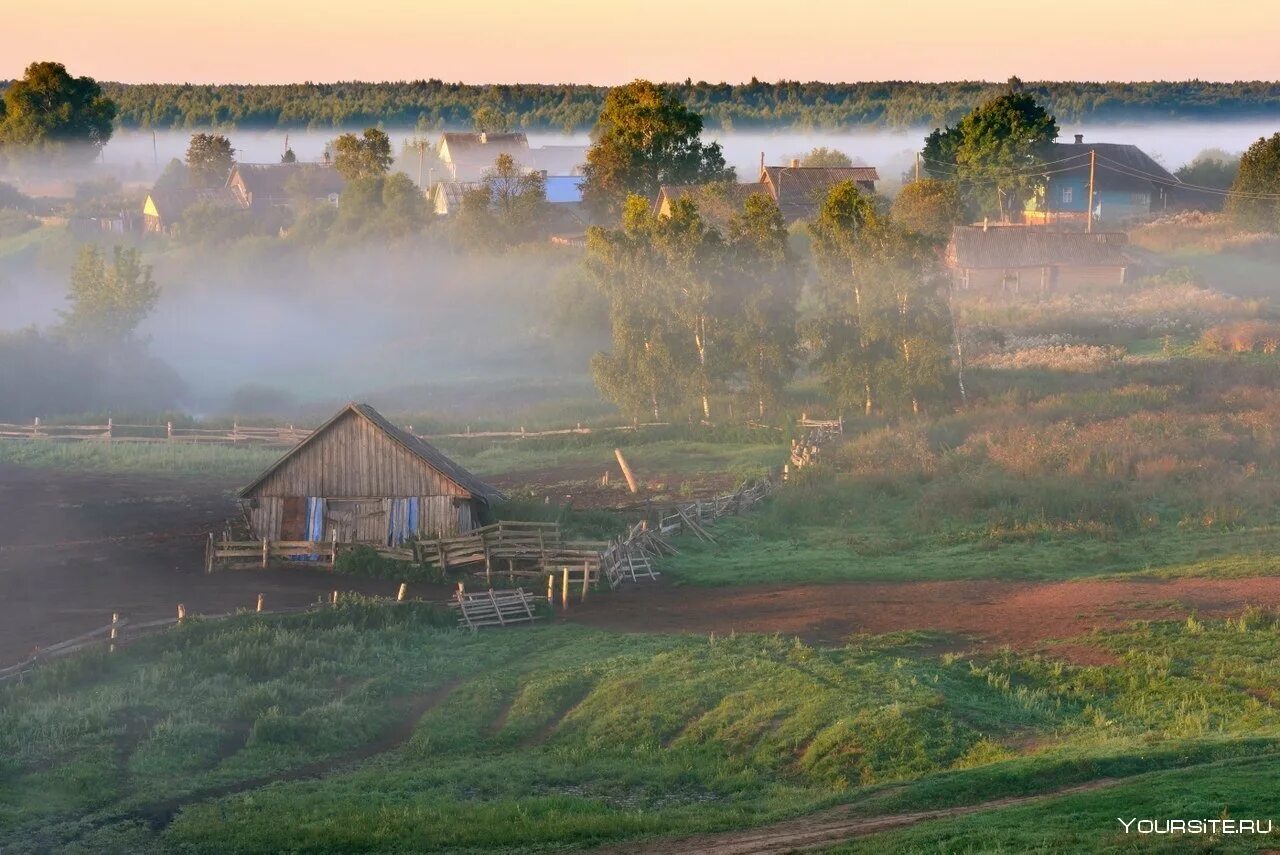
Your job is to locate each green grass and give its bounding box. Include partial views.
[6,604,1280,852]
[435,435,784,481]
[0,440,282,479]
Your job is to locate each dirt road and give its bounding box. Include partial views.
[564,575,1280,661]
[0,465,440,663]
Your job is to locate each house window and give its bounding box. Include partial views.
[1061,187,1074,204]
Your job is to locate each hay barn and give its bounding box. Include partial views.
[238,403,502,545]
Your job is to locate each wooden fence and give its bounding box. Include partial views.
[0,586,416,683]
[450,586,541,630]
[0,418,310,446]
[0,415,841,448]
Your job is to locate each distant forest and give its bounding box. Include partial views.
[75,80,1280,131]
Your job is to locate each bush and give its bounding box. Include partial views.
[1201,320,1280,354]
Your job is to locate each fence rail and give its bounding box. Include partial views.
[0,415,844,448]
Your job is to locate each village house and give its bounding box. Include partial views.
[226,163,347,213]
[759,160,879,221]
[432,173,587,229]
[141,186,240,234]
[654,181,769,226]
[437,132,532,181]
[1025,135,1179,226]
[238,403,503,545]
[946,224,1132,292]
[655,160,879,225]
[436,132,588,183]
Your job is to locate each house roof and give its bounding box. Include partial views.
[229,163,346,201]
[948,226,1131,269]
[238,402,504,503]
[760,166,880,219]
[656,182,770,225]
[433,181,485,212]
[439,132,530,163]
[1046,141,1178,194]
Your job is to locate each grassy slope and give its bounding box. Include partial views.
[5,605,1280,852]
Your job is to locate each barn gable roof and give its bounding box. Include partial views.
[948,226,1130,269]
[238,403,503,503]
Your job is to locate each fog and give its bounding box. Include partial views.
[98,120,1280,182]
[2,118,1278,420]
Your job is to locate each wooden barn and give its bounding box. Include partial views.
[946,225,1131,293]
[237,403,503,545]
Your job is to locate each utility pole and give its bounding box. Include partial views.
[152,130,157,167]
[418,140,425,189]
[1087,148,1096,233]
[915,151,921,182]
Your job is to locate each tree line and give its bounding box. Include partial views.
[26,78,1280,132]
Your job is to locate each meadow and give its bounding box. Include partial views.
[4,600,1280,852]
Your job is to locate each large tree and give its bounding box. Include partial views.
[331,128,393,181]
[0,62,116,162]
[60,246,159,348]
[922,86,1058,219]
[808,182,953,417]
[724,193,800,416]
[891,179,968,244]
[455,153,549,250]
[185,133,236,189]
[1226,133,1280,233]
[582,80,732,218]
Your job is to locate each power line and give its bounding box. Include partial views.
[1094,154,1280,200]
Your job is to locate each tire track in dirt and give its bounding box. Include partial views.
[126,677,465,830]
[593,778,1119,854]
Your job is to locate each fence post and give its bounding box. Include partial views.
[256,593,264,613]
[330,530,338,569]
[261,538,268,568]
[561,567,570,609]
[109,612,119,653]
[547,573,554,605]
[205,532,214,574]
[396,582,407,602]
[166,421,173,441]
[106,417,113,442]
[177,604,186,622]
[32,416,40,438]
[331,590,339,606]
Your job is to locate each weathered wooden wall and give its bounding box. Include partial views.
[956,265,1126,292]
[243,410,481,542]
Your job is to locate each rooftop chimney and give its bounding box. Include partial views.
[1074,134,1084,145]
[790,158,800,169]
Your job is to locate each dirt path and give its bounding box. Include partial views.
[0,465,452,663]
[564,576,1280,661]
[595,778,1119,854]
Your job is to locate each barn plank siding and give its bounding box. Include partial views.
[239,404,499,543]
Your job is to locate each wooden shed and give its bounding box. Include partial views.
[237,403,503,545]
[946,225,1131,293]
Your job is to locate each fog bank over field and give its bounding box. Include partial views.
[98,120,1280,183]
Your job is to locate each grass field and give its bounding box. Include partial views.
[4,603,1280,852]
[0,430,783,485]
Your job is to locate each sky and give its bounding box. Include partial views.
[3,0,1279,84]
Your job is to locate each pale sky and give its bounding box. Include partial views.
[3,0,1279,84]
